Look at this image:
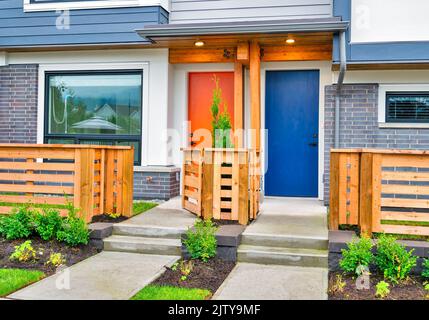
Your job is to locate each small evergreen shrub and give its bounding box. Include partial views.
[56,210,89,246]
[9,240,36,262]
[422,259,429,279]
[184,219,218,262]
[375,234,417,283]
[0,207,35,240]
[375,281,390,299]
[339,236,374,274]
[35,208,62,241]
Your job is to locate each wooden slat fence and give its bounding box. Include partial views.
[181,148,261,225]
[0,144,134,222]
[330,148,429,236]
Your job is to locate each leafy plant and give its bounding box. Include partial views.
[329,274,346,294]
[179,260,194,282]
[210,75,233,148]
[375,281,390,299]
[56,209,89,247]
[0,207,36,240]
[10,240,36,262]
[107,212,121,219]
[184,219,217,262]
[35,208,62,241]
[422,259,429,279]
[46,252,66,267]
[340,236,374,274]
[375,234,417,283]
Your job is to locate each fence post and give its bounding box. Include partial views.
[74,148,95,223]
[201,149,213,220]
[329,152,340,230]
[120,148,134,218]
[238,150,249,225]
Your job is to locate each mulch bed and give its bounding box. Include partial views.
[213,220,240,226]
[329,271,427,300]
[0,236,99,276]
[152,258,235,294]
[91,214,128,224]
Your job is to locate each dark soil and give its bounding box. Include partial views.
[91,214,128,224]
[329,271,427,300]
[213,219,240,226]
[152,258,235,293]
[0,236,99,276]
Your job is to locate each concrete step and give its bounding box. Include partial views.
[103,235,182,256]
[237,244,328,268]
[241,233,328,250]
[113,224,185,239]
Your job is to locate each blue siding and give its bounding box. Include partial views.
[0,1,168,48]
[333,0,429,63]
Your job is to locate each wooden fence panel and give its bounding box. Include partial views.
[182,149,203,215]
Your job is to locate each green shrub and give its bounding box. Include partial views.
[184,219,217,262]
[422,259,429,279]
[9,240,36,262]
[0,207,35,240]
[339,236,374,274]
[35,208,62,241]
[375,234,417,283]
[56,210,89,247]
[375,281,390,299]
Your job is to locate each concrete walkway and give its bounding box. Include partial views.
[216,197,329,300]
[8,251,179,300]
[214,263,328,300]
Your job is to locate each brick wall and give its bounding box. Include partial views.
[0,64,38,143]
[134,170,180,200]
[324,84,429,203]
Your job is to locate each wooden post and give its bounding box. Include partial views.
[104,149,115,215]
[359,152,381,237]
[121,148,134,218]
[234,61,244,148]
[75,148,95,223]
[249,40,261,151]
[329,152,340,230]
[238,151,249,225]
[236,42,250,65]
[201,149,213,220]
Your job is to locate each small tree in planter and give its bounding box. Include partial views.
[210,75,233,148]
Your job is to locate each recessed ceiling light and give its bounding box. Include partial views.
[286,38,295,44]
[194,40,205,47]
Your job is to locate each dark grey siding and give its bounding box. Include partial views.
[324,84,429,203]
[170,0,332,23]
[0,1,168,48]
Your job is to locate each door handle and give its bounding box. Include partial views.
[308,142,318,147]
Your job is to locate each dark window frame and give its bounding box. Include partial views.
[44,69,143,165]
[386,91,429,123]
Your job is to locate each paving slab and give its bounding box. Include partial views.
[213,263,328,300]
[8,252,178,300]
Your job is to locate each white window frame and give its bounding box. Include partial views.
[378,84,429,128]
[24,0,170,12]
[38,62,150,166]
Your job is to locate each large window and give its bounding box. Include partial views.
[386,92,429,123]
[44,71,142,164]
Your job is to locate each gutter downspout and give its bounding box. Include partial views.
[334,31,347,148]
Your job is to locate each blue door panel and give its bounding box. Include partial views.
[265,70,319,197]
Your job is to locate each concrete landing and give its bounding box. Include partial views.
[8,252,178,300]
[213,263,328,300]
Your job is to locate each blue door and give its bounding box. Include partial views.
[265,70,319,197]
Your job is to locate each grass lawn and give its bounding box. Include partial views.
[131,285,211,300]
[0,269,45,297]
[133,201,158,216]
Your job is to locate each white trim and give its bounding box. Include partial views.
[261,61,332,201]
[378,83,429,126]
[37,62,150,166]
[23,0,170,12]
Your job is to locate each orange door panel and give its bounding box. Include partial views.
[188,72,234,148]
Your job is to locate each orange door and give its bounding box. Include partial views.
[188,72,234,148]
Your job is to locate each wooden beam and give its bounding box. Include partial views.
[234,61,244,148]
[169,47,236,64]
[262,44,332,62]
[249,41,261,151]
[236,42,250,64]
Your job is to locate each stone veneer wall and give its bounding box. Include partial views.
[0,64,38,143]
[0,64,181,200]
[324,84,429,204]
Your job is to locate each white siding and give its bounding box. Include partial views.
[169,0,333,24]
[351,0,429,43]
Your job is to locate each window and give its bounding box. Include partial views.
[386,92,429,123]
[44,71,142,164]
